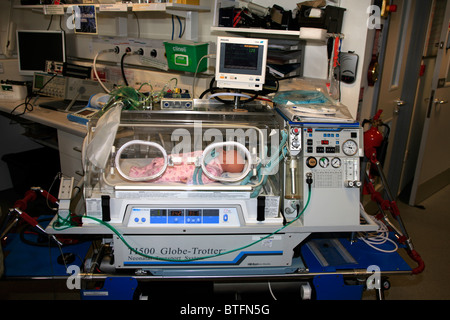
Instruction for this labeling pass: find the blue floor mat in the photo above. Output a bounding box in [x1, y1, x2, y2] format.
[302, 235, 412, 273]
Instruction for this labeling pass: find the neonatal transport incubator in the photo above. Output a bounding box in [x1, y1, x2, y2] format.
[47, 96, 377, 276]
[45, 36, 378, 279]
[2, 34, 420, 300]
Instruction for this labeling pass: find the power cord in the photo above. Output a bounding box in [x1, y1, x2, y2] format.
[358, 204, 398, 253]
[93, 46, 120, 93]
[192, 53, 215, 99]
[10, 73, 58, 116]
[121, 47, 144, 87]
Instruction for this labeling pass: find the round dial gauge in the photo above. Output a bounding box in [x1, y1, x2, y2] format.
[342, 139, 358, 156]
[319, 157, 329, 168]
[331, 157, 341, 168]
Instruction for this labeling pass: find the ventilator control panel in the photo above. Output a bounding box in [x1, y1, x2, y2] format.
[127, 206, 240, 227]
[300, 126, 363, 189]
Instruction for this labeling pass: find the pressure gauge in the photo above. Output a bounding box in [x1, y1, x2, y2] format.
[342, 139, 358, 156]
[319, 157, 329, 168]
[331, 157, 341, 168]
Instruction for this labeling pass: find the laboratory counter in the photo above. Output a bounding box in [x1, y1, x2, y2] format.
[0, 97, 89, 186]
[0, 97, 88, 138]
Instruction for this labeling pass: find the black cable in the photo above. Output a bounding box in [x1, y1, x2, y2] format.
[306, 173, 313, 187]
[121, 52, 129, 86]
[46, 15, 54, 30]
[59, 15, 64, 31]
[202, 70, 280, 104]
[121, 49, 143, 87]
[296, 203, 301, 220]
[203, 77, 259, 105]
[10, 95, 34, 116]
[171, 15, 175, 40]
[10, 73, 58, 116]
[19, 217, 57, 247]
[284, 174, 312, 225]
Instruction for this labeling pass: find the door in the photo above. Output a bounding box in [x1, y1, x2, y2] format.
[374, 0, 414, 172]
[409, 0, 450, 205]
[373, 0, 432, 198]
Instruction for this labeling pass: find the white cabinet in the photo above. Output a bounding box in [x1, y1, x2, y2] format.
[13, 2, 210, 41]
[57, 130, 84, 184]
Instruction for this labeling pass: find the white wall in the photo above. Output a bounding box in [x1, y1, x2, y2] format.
[0, 0, 377, 190]
[1, 0, 374, 118]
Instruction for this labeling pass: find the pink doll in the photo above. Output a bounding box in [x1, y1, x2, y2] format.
[129, 149, 245, 184]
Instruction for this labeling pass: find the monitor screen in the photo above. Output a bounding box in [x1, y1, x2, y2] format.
[16, 30, 66, 76]
[221, 43, 260, 73]
[215, 37, 268, 91]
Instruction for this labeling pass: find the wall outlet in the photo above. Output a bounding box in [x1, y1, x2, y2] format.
[58, 177, 74, 200]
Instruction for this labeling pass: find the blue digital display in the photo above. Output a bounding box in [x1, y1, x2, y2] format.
[168, 209, 185, 224]
[138, 208, 223, 225]
[186, 209, 202, 224]
[203, 209, 220, 224]
[150, 209, 167, 224]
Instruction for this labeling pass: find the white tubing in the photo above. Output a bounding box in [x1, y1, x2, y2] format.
[93, 50, 112, 93]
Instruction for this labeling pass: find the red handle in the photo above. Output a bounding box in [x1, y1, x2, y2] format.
[13, 190, 37, 211]
[17, 210, 38, 228]
[40, 190, 58, 204]
[408, 249, 425, 274]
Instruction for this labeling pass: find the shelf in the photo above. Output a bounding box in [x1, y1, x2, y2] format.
[14, 3, 209, 41]
[132, 3, 209, 12]
[210, 26, 337, 43]
[210, 26, 301, 37]
[14, 3, 210, 13]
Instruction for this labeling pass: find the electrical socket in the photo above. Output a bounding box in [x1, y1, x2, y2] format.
[90, 37, 167, 68]
[58, 177, 74, 200]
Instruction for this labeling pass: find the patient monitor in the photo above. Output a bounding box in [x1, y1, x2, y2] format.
[215, 36, 268, 91]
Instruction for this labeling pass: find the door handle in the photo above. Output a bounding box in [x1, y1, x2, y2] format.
[426, 98, 448, 118]
[433, 99, 448, 105]
[394, 100, 406, 114]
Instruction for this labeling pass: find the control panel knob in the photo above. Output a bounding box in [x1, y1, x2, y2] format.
[292, 127, 300, 135]
[292, 139, 301, 148]
[345, 180, 362, 188]
[345, 180, 355, 188]
[306, 157, 317, 168]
